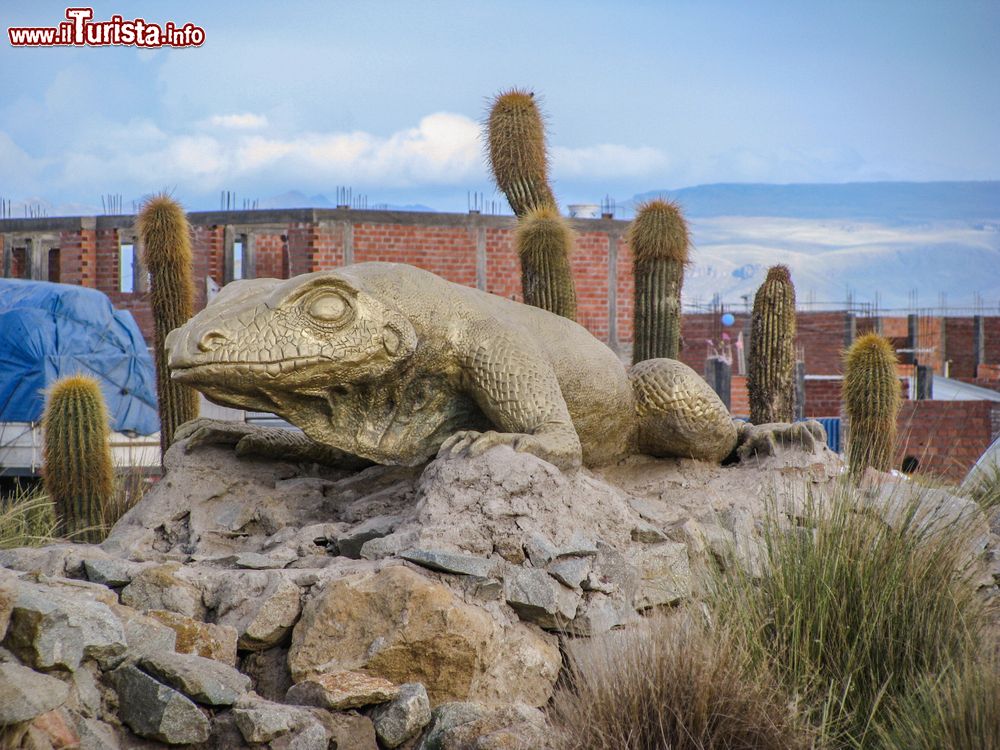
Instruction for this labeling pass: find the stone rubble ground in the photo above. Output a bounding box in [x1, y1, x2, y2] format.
[0, 431, 996, 749]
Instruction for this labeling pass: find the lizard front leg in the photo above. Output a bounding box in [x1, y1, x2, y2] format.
[438, 322, 582, 470]
[175, 418, 371, 469]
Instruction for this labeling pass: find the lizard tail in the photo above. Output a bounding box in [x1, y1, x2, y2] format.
[629, 358, 738, 463]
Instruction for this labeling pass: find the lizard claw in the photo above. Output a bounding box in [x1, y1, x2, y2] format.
[176, 418, 258, 453]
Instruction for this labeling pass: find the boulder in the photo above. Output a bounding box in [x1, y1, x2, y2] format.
[120, 564, 206, 619]
[0, 662, 70, 724]
[286, 670, 399, 710]
[372, 682, 432, 748]
[146, 610, 238, 665]
[208, 571, 301, 650]
[113, 664, 210, 745]
[288, 566, 560, 706]
[138, 651, 251, 706]
[630, 542, 691, 609]
[503, 567, 580, 629]
[230, 696, 329, 748]
[4, 581, 128, 670]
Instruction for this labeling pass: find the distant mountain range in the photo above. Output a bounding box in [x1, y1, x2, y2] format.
[628, 181, 1000, 224]
[258, 190, 434, 213]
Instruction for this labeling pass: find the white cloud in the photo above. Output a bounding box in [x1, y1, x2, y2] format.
[552, 143, 670, 180]
[0, 111, 689, 202]
[206, 113, 270, 130]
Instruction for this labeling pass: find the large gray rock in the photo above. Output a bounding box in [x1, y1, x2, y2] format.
[230, 696, 328, 748]
[113, 663, 210, 744]
[503, 567, 581, 629]
[120, 563, 206, 619]
[372, 682, 432, 748]
[139, 651, 251, 706]
[630, 542, 691, 609]
[4, 581, 128, 670]
[0, 661, 70, 724]
[337, 515, 402, 558]
[0, 569, 17, 638]
[208, 571, 302, 650]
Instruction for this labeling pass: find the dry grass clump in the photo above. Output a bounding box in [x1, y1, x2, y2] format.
[715, 483, 988, 747]
[874, 658, 1000, 749]
[0, 468, 147, 547]
[548, 613, 811, 750]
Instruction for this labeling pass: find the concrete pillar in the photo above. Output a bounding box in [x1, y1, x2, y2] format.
[704, 356, 732, 411]
[794, 361, 806, 420]
[915, 365, 934, 400]
[606, 229, 621, 352]
[974, 315, 985, 376]
[844, 312, 856, 348]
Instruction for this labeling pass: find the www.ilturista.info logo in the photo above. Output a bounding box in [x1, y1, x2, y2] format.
[8, 7, 205, 48]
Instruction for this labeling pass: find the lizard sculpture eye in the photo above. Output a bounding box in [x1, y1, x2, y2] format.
[306, 292, 349, 323]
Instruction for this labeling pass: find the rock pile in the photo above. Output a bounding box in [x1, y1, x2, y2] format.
[1, 429, 992, 748]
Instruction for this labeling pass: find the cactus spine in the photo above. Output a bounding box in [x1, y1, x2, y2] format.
[486, 88, 557, 217]
[748, 265, 797, 423]
[629, 199, 689, 363]
[42, 375, 114, 542]
[515, 206, 577, 320]
[843, 333, 901, 475]
[137, 195, 199, 458]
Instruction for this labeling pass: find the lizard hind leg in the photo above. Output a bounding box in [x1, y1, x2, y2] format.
[629, 358, 738, 463]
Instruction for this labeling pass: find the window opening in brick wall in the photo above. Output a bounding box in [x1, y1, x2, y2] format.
[120, 242, 135, 292]
[48, 248, 60, 282]
[232, 237, 244, 280]
[12, 247, 27, 278]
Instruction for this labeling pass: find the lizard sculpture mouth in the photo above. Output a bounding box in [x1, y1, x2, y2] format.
[171, 356, 329, 381]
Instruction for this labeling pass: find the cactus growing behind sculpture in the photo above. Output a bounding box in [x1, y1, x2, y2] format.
[486, 88, 557, 218]
[515, 206, 578, 320]
[137, 194, 199, 458]
[42, 375, 114, 542]
[843, 333, 901, 475]
[629, 199, 689, 363]
[748, 265, 797, 423]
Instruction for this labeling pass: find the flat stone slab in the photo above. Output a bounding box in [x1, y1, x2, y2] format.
[401, 549, 498, 578]
[286, 670, 399, 710]
[0, 662, 70, 724]
[139, 651, 251, 706]
[113, 664, 210, 745]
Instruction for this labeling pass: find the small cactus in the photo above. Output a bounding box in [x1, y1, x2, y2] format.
[137, 195, 199, 459]
[515, 206, 578, 320]
[486, 88, 557, 217]
[42, 375, 114, 542]
[748, 265, 797, 423]
[843, 333, 901, 475]
[629, 199, 689, 363]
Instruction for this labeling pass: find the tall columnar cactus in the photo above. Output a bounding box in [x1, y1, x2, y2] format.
[748, 265, 797, 424]
[629, 199, 690, 363]
[42, 375, 114, 542]
[515, 206, 578, 320]
[137, 195, 199, 458]
[486, 88, 557, 217]
[843, 333, 901, 475]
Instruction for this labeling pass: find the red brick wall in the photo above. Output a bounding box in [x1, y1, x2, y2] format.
[986, 318, 1000, 366]
[570, 231, 610, 341]
[254, 234, 286, 280]
[896, 401, 1000, 480]
[484, 225, 520, 301]
[944, 318, 976, 378]
[804, 378, 843, 417]
[731, 374, 749, 417]
[353, 222, 476, 287]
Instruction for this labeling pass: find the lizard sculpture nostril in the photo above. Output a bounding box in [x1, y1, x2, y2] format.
[198, 330, 229, 353]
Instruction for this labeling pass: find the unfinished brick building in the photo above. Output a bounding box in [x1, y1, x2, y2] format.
[2, 208, 998, 479]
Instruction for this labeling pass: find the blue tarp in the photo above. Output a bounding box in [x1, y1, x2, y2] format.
[0, 279, 159, 435]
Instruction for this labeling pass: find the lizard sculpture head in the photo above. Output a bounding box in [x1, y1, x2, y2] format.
[165, 270, 418, 414]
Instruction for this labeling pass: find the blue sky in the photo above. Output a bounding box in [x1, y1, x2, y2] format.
[2, 0, 998, 213]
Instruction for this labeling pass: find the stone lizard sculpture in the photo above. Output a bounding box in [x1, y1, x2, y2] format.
[166, 262, 809, 470]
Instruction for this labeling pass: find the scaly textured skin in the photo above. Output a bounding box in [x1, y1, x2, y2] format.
[166, 262, 740, 469]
